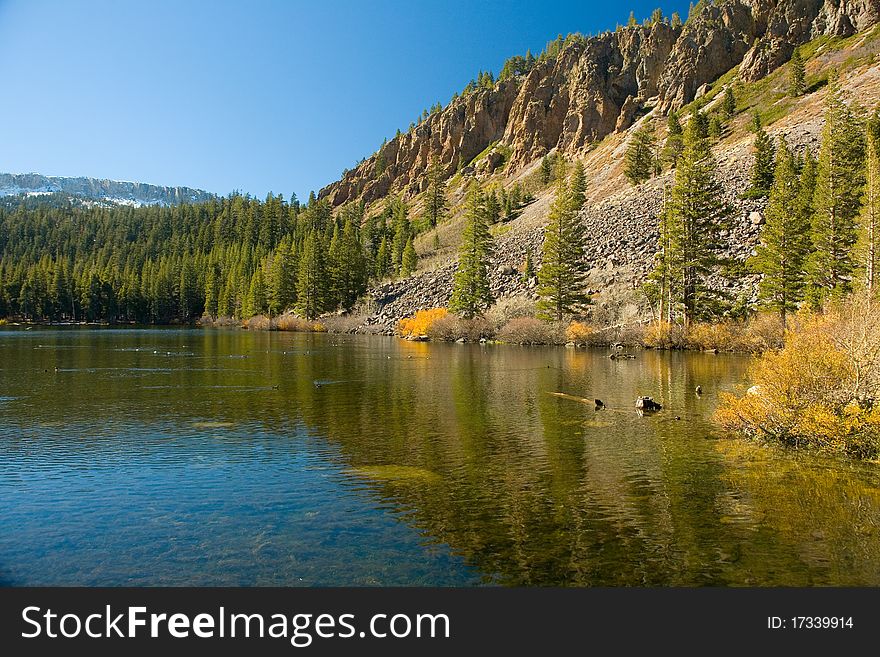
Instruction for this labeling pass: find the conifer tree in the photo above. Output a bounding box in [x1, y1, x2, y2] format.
[789, 46, 806, 98]
[655, 114, 730, 326]
[390, 199, 409, 275]
[401, 237, 418, 277]
[751, 137, 811, 329]
[268, 241, 297, 314]
[646, 186, 675, 322]
[806, 76, 867, 304]
[522, 252, 534, 282]
[625, 124, 657, 185]
[424, 159, 448, 228]
[244, 267, 267, 318]
[204, 262, 220, 319]
[860, 108, 880, 294]
[540, 155, 553, 184]
[722, 86, 736, 120]
[449, 184, 494, 318]
[485, 189, 501, 224]
[375, 235, 391, 280]
[296, 230, 327, 319]
[537, 161, 590, 321]
[798, 149, 818, 222]
[708, 115, 723, 140]
[690, 107, 709, 140]
[747, 115, 776, 197]
[337, 217, 368, 308]
[663, 111, 684, 167]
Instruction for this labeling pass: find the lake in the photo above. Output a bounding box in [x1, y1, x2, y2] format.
[0, 327, 878, 586]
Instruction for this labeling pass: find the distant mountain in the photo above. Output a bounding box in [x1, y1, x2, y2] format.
[0, 172, 215, 207]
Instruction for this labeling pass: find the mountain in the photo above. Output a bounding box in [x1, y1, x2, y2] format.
[0, 172, 215, 207]
[315, 0, 880, 333]
[321, 0, 878, 208]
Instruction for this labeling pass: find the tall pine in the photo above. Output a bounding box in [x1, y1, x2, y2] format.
[537, 161, 590, 321]
[424, 159, 448, 228]
[806, 75, 866, 304]
[860, 108, 880, 294]
[449, 184, 494, 318]
[751, 137, 811, 328]
[656, 112, 730, 326]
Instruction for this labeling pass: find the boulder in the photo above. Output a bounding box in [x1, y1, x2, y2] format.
[635, 396, 663, 412]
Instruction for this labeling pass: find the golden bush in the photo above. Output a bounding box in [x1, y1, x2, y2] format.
[275, 315, 326, 332]
[396, 308, 448, 337]
[565, 321, 594, 344]
[715, 296, 880, 458]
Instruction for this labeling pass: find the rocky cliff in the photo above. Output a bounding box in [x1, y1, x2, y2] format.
[320, 0, 878, 208]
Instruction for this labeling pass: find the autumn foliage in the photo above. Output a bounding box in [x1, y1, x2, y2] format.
[396, 308, 448, 337]
[715, 295, 880, 458]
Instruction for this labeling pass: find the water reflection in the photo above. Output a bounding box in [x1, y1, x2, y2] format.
[0, 327, 878, 586]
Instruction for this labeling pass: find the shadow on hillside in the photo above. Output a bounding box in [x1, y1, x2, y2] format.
[806, 77, 830, 94]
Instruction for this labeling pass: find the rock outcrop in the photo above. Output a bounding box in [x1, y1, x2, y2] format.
[320, 0, 879, 209]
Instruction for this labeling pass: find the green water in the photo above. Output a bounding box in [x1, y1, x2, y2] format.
[0, 327, 878, 586]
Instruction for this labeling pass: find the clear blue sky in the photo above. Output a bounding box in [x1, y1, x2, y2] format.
[0, 0, 690, 200]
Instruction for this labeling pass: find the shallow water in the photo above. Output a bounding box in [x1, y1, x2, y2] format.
[0, 327, 878, 586]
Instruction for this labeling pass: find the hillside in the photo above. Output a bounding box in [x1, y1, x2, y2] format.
[0, 172, 215, 208]
[320, 1, 880, 334]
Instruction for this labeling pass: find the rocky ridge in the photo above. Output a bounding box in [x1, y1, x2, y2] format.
[321, 0, 878, 209]
[0, 173, 215, 207]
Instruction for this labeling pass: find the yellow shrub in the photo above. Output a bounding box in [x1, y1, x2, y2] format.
[275, 315, 326, 332]
[565, 321, 594, 344]
[396, 308, 448, 337]
[643, 321, 687, 349]
[714, 298, 880, 458]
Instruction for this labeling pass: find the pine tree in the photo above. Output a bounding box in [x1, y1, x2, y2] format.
[540, 155, 553, 184]
[485, 189, 501, 224]
[627, 11, 637, 27]
[690, 108, 709, 140]
[625, 124, 657, 185]
[296, 230, 327, 319]
[806, 76, 867, 304]
[522, 252, 534, 282]
[663, 111, 684, 167]
[268, 241, 297, 314]
[178, 257, 200, 321]
[656, 115, 731, 326]
[244, 267, 267, 318]
[424, 159, 448, 228]
[722, 86, 736, 120]
[390, 199, 409, 275]
[708, 115, 723, 139]
[860, 108, 880, 294]
[204, 262, 220, 319]
[449, 184, 494, 318]
[375, 235, 391, 279]
[337, 217, 368, 308]
[747, 116, 776, 197]
[751, 137, 811, 329]
[646, 186, 675, 322]
[537, 161, 590, 321]
[401, 237, 418, 276]
[789, 46, 806, 98]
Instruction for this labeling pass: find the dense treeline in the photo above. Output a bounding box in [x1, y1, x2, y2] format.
[0, 191, 422, 323]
